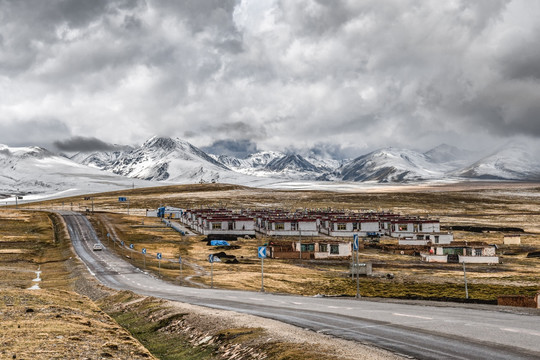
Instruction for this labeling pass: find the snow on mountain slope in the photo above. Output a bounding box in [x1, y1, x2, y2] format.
[424, 144, 477, 168]
[261, 154, 322, 180]
[104, 136, 235, 182]
[456, 143, 540, 180]
[340, 147, 451, 183]
[213, 151, 338, 180]
[70, 150, 127, 169]
[0, 144, 153, 201]
[212, 151, 285, 177]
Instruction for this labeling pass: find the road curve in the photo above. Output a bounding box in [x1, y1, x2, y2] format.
[61, 211, 540, 360]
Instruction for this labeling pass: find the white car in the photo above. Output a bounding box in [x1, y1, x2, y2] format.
[92, 243, 103, 251]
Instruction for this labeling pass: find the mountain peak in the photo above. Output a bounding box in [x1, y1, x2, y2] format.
[265, 154, 320, 172]
[142, 136, 179, 151]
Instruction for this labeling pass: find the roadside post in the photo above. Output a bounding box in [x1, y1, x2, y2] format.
[258, 246, 267, 292]
[353, 234, 360, 298]
[463, 261, 469, 299]
[107, 233, 110, 245]
[142, 248, 147, 269]
[157, 252, 162, 276]
[179, 256, 183, 285]
[208, 254, 214, 288]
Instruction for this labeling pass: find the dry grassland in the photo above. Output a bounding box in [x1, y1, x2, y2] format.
[43, 182, 539, 301]
[0, 289, 154, 359]
[0, 209, 156, 359]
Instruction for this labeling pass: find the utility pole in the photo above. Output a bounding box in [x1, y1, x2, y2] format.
[299, 227, 302, 260]
[463, 261, 469, 299]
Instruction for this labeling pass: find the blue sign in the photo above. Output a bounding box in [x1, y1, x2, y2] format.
[258, 246, 267, 259]
[129, 244, 134, 249]
[142, 248, 147, 254]
[178, 256, 182, 264]
[118, 197, 127, 202]
[120, 241, 124, 246]
[208, 254, 214, 263]
[157, 253, 162, 260]
[353, 234, 359, 251]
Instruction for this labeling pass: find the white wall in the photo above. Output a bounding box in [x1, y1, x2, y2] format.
[360, 222, 379, 232]
[459, 255, 499, 264]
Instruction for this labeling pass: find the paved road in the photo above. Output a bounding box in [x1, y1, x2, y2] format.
[62, 212, 540, 360]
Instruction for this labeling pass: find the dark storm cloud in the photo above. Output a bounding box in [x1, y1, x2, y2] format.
[0, 118, 71, 148]
[498, 27, 540, 81]
[53, 136, 122, 152]
[1, 0, 540, 154]
[202, 139, 259, 158]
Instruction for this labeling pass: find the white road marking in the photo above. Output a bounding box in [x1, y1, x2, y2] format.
[249, 297, 263, 301]
[393, 313, 433, 320]
[328, 306, 341, 309]
[501, 328, 540, 337]
[291, 302, 303, 305]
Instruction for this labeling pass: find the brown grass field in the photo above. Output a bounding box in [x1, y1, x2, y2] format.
[0, 209, 155, 359]
[14, 181, 539, 301]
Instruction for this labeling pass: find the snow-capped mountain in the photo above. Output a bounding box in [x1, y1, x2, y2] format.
[211, 151, 339, 180]
[424, 143, 477, 167]
[104, 136, 232, 182]
[212, 151, 284, 170]
[3, 136, 540, 205]
[0, 144, 152, 200]
[265, 154, 319, 172]
[339, 147, 451, 183]
[70, 150, 127, 169]
[456, 143, 540, 180]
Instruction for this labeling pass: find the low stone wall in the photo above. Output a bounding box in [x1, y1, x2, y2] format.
[497, 295, 537, 308]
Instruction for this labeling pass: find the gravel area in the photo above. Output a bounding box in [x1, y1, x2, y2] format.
[167, 300, 405, 360]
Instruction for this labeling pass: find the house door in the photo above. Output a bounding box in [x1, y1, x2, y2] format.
[448, 254, 459, 263]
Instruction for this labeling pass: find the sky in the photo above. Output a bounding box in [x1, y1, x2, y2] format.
[1, 0, 540, 159]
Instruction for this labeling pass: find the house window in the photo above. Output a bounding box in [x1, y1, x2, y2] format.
[416, 235, 424, 240]
[398, 224, 408, 231]
[419, 223, 423, 232]
[301, 244, 315, 252]
[337, 223, 347, 230]
[353, 222, 358, 230]
[275, 223, 285, 230]
[330, 245, 339, 254]
[434, 235, 439, 244]
[212, 222, 222, 230]
[319, 244, 328, 252]
[291, 222, 298, 231]
[474, 248, 482, 256]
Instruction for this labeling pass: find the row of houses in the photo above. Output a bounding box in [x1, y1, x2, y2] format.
[150, 206, 453, 244]
[148, 207, 499, 263]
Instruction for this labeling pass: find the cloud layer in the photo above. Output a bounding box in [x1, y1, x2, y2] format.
[1, 0, 539, 156]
